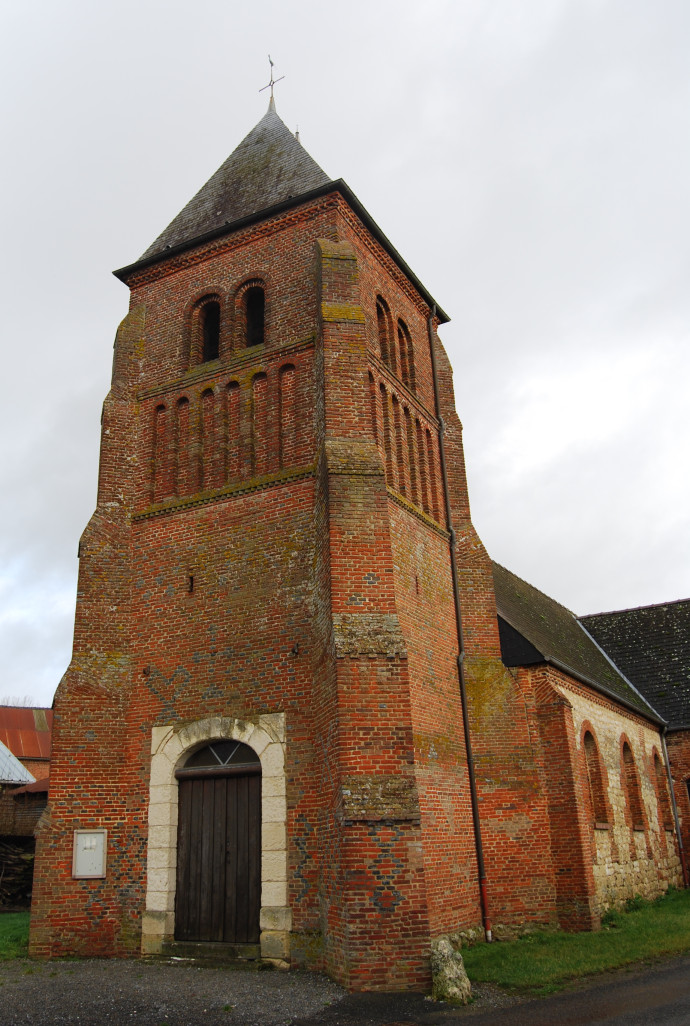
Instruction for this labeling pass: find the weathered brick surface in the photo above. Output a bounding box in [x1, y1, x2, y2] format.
[0, 790, 47, 837]
[30, 198, 447, 988]
[30, 182, 684, 988]
[542, 669, 681, 911]
[666, 730, 690, 876]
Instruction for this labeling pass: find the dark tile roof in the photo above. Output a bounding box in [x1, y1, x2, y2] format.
[140, 100, 331, 262]
[0, 707, 52, 761]
[492, 563, 660, 722]
[580, 601, 690, 730]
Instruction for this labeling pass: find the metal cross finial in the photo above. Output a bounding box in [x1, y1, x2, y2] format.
[259, 55, 285, 101]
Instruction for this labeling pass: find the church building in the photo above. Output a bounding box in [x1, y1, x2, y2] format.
[29, 100, 683, 991]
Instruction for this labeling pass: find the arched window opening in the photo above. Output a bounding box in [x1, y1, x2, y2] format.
[654, 752, 674, 829]
[200, 388, 218, 490]
[622, 741, 645, 831]
[177, 740, 260, 777]
[397, 320, 412, 387]
[398, 319, 415, 390]
[201, 301, 221, 362]
[376, 298, 391, 365]
[583, 730, 607, 824]
[245, 287, 265, 347]
[188, 294, 222, 366]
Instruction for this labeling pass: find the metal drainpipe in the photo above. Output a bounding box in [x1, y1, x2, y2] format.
[427, 308, 492, 942]
[661, 726, 688, 888]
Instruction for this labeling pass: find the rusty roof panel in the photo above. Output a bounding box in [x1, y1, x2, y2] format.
[0, 707, 52, 760]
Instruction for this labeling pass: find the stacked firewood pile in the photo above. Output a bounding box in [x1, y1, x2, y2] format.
[0, 837, 35, 908]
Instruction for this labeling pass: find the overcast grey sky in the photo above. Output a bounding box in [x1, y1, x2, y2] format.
[1, 0, 688, 707]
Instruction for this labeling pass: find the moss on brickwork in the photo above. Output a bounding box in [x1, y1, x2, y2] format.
[321, 302, 365, 323]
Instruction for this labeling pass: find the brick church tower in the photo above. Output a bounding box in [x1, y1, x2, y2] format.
[30, 100, 561, 989]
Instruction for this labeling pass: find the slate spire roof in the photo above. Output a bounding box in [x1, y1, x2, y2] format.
[139, 99, 332, 263]
[0, 706, 52, 760]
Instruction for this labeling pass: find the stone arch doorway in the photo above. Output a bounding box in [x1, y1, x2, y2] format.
[142, 714, 290, 963]
[175, 740, 261, 945]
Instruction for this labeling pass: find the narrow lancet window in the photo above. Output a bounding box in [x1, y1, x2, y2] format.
[200, 388, 217, 489]
[397, 319, 415, 389]
[654, 752, 673, 829]
[622, 741, 645, 831]
[201, 301, 221, 362]
[376, 299, 390, 364]
[583, 730, 607, 824]
[245, 287, 265, 347]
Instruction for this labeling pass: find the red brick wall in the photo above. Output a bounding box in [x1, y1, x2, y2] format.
[529, 669, 598, 930]
[32, 182, 676, 988]
[30, 199, 447, 988]
[535, 668, 682, 912]
[430, 344, 561, 933]
[0, 789, 46, 837]
[315, 238, 432, 988]
[19, 759, 50, 781]
[667, 729, 690, 876]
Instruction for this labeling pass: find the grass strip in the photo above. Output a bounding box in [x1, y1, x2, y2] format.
[2, 890, 689, 989]
[0, 912, 30, 959]
[462, 889, 690, 994]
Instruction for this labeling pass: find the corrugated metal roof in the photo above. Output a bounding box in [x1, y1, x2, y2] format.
[0, 739, 36, 785]
[0, 707, 52, 760]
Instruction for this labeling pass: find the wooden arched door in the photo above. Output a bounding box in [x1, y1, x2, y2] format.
[175, 740, 261, 944]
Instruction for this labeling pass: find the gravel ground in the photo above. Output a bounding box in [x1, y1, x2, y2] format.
[0, 958, 522, 1026]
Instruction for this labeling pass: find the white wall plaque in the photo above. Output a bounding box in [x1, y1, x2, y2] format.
[72, 829, 107, 878]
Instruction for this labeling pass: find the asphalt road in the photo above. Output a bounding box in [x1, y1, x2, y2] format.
[0, 953, 688, 1025]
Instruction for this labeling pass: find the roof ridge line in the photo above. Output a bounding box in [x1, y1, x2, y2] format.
[0, 704, 52, 711]
[576, 619, 665, 722]
[492, 561, 578, 620]
[580, 597, 690, 618]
